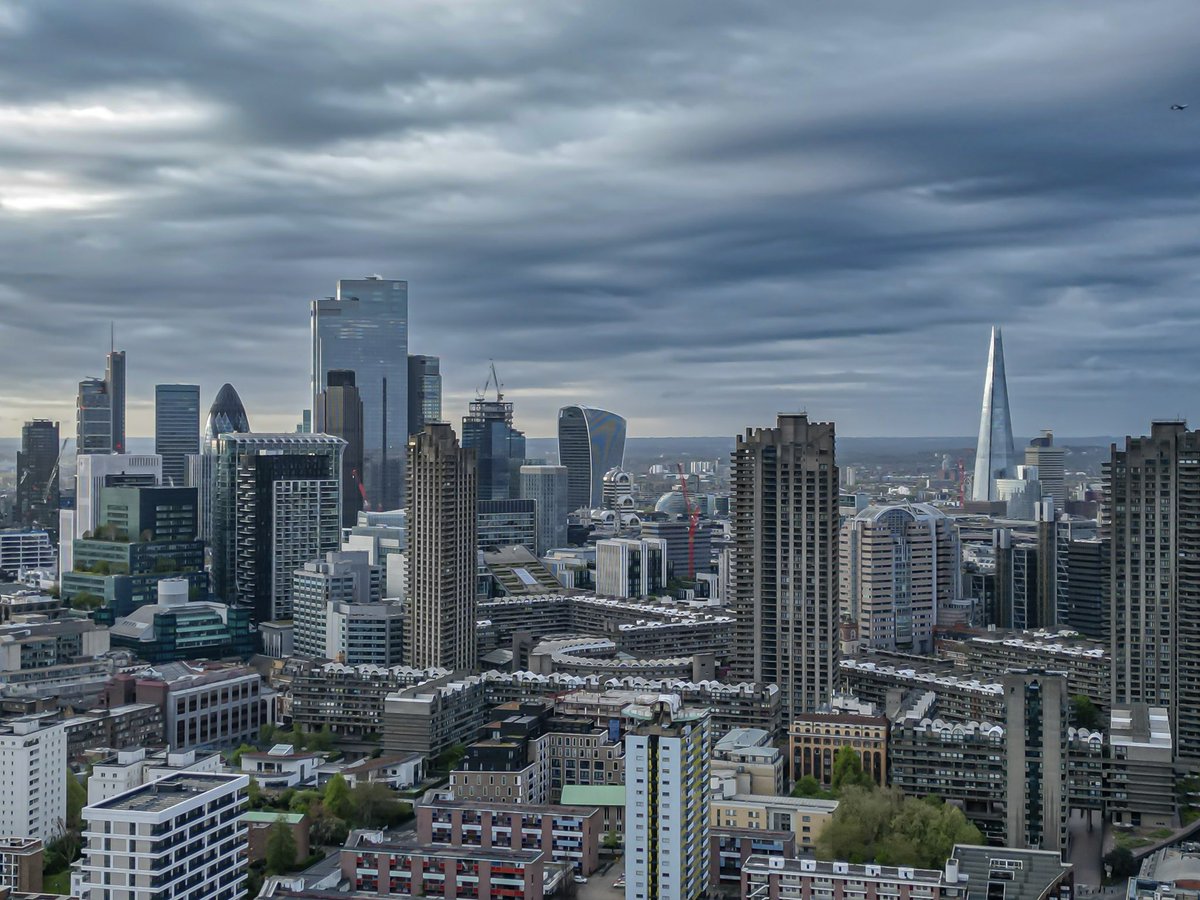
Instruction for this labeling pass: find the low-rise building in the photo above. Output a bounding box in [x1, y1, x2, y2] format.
[107, 578, 253, 663]
[559, 784, 625, 837]
[339, 753, 425, 791]
[240, 745, 322, 790]
[244, 811, 311, 865]
[0, 837, 43, 892]
[742, 855, 951, 900]
[712, 728, 785, 796]
[709, 776, 837, 855]
[1130, 846, 1200, 900]
[291, 662, 444, 740]
[711, 827, 794, 892]
[789, 711, 889, 787]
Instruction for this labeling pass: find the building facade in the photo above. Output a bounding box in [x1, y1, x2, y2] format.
[971, 326, 1017, 503]
[314, 369, 366, 526]
[520, 465, 569, 554]
[595, 538, 668, 599]
[0, 717, 67, 841]
[407, 354, 442, 437]
[154, 384, 201, 488]
[463, 390, 526, 502]
[478, 499, 537, 553]
[15, 419, 59, 532]
[557, 406, 627, 511]
[292, 551, 383, 660]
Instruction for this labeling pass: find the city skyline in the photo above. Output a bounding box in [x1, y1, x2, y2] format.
[2, 2, 1199, 439]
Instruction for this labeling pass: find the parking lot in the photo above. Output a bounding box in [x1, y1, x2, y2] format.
[576, 855, 625, 900]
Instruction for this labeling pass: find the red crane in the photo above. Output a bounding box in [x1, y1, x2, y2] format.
[676, 463, 702, 580]
[352, 467, 370, 511]
[956, 458, 967, 507]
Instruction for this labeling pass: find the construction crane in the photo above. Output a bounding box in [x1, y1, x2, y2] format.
[676, 463, 702, 580]
[477, 360, 504, 402]
[352, 467, 370, 511]
[956, 458, 967, 507]
[42, 439, 69, 505]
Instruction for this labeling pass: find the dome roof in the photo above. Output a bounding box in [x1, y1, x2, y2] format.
[654, 490, 690, 516]
[206, 383, 251, 440]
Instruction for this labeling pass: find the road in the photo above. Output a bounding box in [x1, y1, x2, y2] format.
[1069, 809, 1106, 888]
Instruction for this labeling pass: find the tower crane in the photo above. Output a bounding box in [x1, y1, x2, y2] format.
[43, 439, 69, 505]
[676, 463, 701, 580]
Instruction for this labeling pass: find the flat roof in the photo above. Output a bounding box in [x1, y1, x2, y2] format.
[244, 811, 306, 825]
[90, 773, 241, 814]
[560, 785, 626, 807]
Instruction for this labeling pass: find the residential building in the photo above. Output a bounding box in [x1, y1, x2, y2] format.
[1026, 431, 1067, 508]
[407, 354, 442, 437]
[338, 753, 425, 790]
[0, 837, 43, 892]
[1106, 420, 1200, 765]
[595, 537, 667, 599]
[240, 744, 322, 789]
[154, 384, 201, 488]
[292, 551, 382, 659]
[343, 508, 407, 597]
[314, 369, 365, 527]
[211, 433, 345, 623]
[15, 420, 60, 532]
[971, 326, 1018, 502]
[462, 381, 526, 501]
[624, 695, 710, 900]
[841, 504, 960, 654]
[741, 855, 951, 900]
[407, 424, 477, 671]
[733, 413, 839, 719]
[711, 728, 785, 796]
[107, 577, 254, 663]
[477, 499, 537, 553]
[1003, 670, 1068, 854]
[79, 772, 248, 900]
[291, 662, 442, 739]
[312, 277, 409, 509]
[244, 811, 310, 866]
[789, 711, 889, 788]
[342, 832, 545, 900]
[1107, 704, 1175, 828]
[87, 747, 225, 804]
[557, 406, 627, 511]
[950, 845, 1073, 900]
[709, 776, 837, 855]
[711, 827, 795, 891]
[1130, 846, 1200, 900]
[0, 717, 67, 841]
[520, 465, 569, 554]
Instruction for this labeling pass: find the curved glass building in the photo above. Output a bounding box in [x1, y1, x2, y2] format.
[205, 383, 251, 442]
[557, 406, 627, 511]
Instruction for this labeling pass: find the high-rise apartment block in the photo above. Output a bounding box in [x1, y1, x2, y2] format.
[624, 695, 710, 900]
[0, 717, 67, 842]
[211, 433, 344, 623]
[558, 406, 627, 511]
[840, 504, 960, 654]
[971, 326, 1017, 503]
[1003, 670, 1069, 853]
[312, 277, 409, 509]
[1106, 420, 1200, 766]
[408, 354, 442, 436]
[154, 383, 201, 487]
[15, 419, 60, 530]
[520, 465, 569, 554]
[733, 414, 839, 718]
[315, 369, 366, 526]
[406, 424, 477, 671]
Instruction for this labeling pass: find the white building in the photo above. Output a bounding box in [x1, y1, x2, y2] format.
[0, 716, 68, 841]
[87, 747, 225, 805]
[79, 772, 248, 900]
[625, 695, 710, 900]
[596, 538, 668, 599]
[0, 530, 56, 577]
[292, 551, 382, 659]
[239, 744, 322, 790]
[61, 453, 162, 574]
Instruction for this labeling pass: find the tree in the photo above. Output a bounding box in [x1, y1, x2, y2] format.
[432, 743, 467, 773]
[350, 782, 412, 828]
[289, 790, 322, 814]
[231, 743, 257, 766]
[310, 725, 335, 752]
[66, 770, 86, 830]
[248, 778, 263, 809]
[324, 774, 352, 821]
[265, 818, 298, 875]
[831, 747, 872, 794]
[1071, 695, 1102, 731]
[1105, 847, 1138, 880]
[792, 775, 833, 799]
[602, 831, 621, 851]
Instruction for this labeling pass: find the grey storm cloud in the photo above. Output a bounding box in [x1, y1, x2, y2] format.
[1, 0, 1200, 438]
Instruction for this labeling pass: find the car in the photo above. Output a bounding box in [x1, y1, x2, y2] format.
[613, 878, 626, 889]
[573, 876, 588, 885]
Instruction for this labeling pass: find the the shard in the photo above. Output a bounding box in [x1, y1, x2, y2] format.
[971, 326, 1017, 502]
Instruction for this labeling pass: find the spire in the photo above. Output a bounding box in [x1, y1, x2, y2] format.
[971, 326, 1017, 502]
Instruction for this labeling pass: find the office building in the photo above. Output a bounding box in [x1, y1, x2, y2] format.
[79, 772, 248, 900]
[711, 782, 836, 856]
[557, 405, 627, 511]
[971, 326, 1017, 502]
[0, 717, 68, 841]
[1063, 537, 1107, 641]
[188, 382, 251, 545]
[204, 382, 251, 440]
[407, 423, 477, 671]
[462, 379, 526, 501]
[15, 419, 60, 531]
[106, 347, 127, 453]
[407, 354, 442, 436]
[314, 369, 366, 526]
[625, 695, 710, 900]
[0, 530, 56, 575]
[840, 504, 960, 654]
[76, 376, 113, 456]
[292, 550, 382, 659]
[62, 452, 162, 574]
[312, 277, 409, 510]
[1026, 431, 1067, 507]
[640, 519, 714, 581]
[602, 468, 635, 510]
[595, 537, 667, 599]
[520, 464, 569, 554]
[477, 498, 537, 553]
[1106, 420, 1200, 765]
[733, 414, 839, 718]
[211, 433, 344, 623]
[108, 578, 254, 664]
[154, 384, 200, 488]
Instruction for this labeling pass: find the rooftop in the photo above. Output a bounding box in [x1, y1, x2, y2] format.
[560, 784, 626, 807]
[243, 811, 306, 825]
[90, 773, 243, 814]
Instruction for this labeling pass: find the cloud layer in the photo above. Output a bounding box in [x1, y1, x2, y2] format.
[2, 0, 1199, 439]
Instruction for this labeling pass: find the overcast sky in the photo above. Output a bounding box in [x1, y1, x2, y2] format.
[2, 1, 1199, 440]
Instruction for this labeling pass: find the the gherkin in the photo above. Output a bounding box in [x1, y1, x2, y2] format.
[205, 383, 250, 441]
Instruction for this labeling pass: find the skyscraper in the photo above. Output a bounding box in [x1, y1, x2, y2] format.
[16, 419, 60, 530]
[189, 383, 252, 544]
[204, 383, 251, 442]
[462, 376, 526, 501]
[315, 369, 366, 526]
[732, 413, 839, 719]
[312, 277, 409, 510]
[1106, 420, 1200, 766]
[211, 433, 345, 623]
[520, 464, 569, 554]
[76, 377, 112, 455]
[106, 348, 126, 453]
[971, 326, 1018, 502]
[408, 354, 442, 435]
[155, 384, 201, 487]
[1003, 670, 1068, 854]
[624, 695, 711, 900]
[406, 423, 476, 671]
[840, 503, 960, 654]
[557, 406, 627, 511]
[1026, 430, 1067, 507]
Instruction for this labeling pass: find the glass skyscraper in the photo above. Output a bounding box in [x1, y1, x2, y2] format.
[462, 396, 526, 501]
[557, 405, 627, 511]
[76, 377, 113, 455]
[154, 384, 200, 487]
[407, 354, 442, 435]
[311, 277, 408, 510]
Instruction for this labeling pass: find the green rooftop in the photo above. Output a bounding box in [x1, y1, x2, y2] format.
[560, 785, 626, 807]
[242, 811, 306, 825]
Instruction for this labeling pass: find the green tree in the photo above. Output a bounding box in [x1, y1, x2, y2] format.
[324, 774, 352, 821]
[1071, 695, 1103, 731]
[432, 743, 467, 773]
[231, 743, 257, 766]
[258, 723, 278, 745]
[791, 775, 833, 799]
[310, 725, 335, 752]
[289, 790, 322, 814]
[602, 831, 621, 851]
[349, 782, 412, 828]
[66, 770, 86, 830]
[310, 809, 350, 848]
[265, 819, 298, 875]
[831, 746, 872, 794]
[248, 777, 263, 808]
[1105, 847, 1138, 880]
